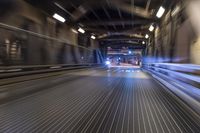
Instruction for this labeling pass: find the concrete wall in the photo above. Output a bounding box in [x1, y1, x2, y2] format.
[190, 38, 200, 64]
[91, 39, 99, 49]
[174, 20, 195, 63]
[0, 0, 79, 45]
[146, 2, 199, 65]
[0, 0, 102, 66]
[187, 1, 200, 65]
[0, 0, 100, 47]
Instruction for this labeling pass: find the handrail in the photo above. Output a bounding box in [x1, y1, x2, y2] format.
[144, 63, 200, 86]
[146, 63, 200, 75]
[0, 63, 102, 79]
[144, 63, 200, 114]
[0, 63, 101, 74]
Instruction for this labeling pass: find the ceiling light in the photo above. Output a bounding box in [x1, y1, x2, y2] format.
[71, 29, 78, 34]
[142, 41, 145, 44]
[78, 28, 85, 34]
[91, 35, 96, 40]
[149, 25, 154, 32]
[156, 6, 165, 18]
[53, 13, 66, 23]
[145, 34, 149, 39]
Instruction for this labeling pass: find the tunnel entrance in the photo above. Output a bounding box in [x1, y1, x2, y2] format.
[106, 46, 142, 68]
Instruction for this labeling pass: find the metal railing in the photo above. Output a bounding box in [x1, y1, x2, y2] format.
[144, 63, 200, 114]
[0, 63, 101, 79]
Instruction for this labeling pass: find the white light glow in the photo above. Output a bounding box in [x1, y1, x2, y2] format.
[105, 61, 111, 65]
[53, 13, 66, 23]
[145, 34, 149, 39]
[78, 28, 85, 34]
[172, 5, 180, 17]
[142, 41, 145, 44]
[71, 29, 78, 34]
[156, 6, 165, 18]
[91, 35, 96, 39]
[149, 25, 154, 32]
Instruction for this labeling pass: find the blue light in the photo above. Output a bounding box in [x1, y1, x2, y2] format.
[128, 51, 132, 54]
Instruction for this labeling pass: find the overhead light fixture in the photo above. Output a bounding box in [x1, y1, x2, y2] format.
[145, 34, 149, 39]
[156, 6, 165, 18]
[142, 41, 145, 44]
[149, 25, 154, 32]
[53, 13, 66, 23]
[71, 29, 78, 34]
[78, 28, 85, 34]
[91, 35, 96, 40]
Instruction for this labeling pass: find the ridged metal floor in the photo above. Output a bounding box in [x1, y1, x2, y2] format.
[0, 68, 200, 133]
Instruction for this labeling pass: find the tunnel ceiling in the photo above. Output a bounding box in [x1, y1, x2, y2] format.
[26, 0, 173, 49]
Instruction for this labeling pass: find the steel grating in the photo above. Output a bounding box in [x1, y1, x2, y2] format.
[0, 68, 200, 133]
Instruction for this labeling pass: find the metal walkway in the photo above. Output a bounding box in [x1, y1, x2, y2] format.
[0, 68, 200, 133]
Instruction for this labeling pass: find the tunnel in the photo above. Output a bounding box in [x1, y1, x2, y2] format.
[0, 0, 200, 132]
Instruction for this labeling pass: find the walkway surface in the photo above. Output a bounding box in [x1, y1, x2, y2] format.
[0, 68, 200, 133]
